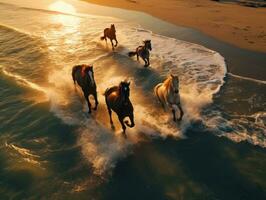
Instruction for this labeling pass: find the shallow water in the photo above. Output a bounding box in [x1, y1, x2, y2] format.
[0, 0, 265, 199]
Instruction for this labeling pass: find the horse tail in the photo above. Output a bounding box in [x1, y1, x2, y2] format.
[103, 87, 112, 98]
[154, 84, 160, 99]
[128, 51, 137, 57]
[154, 83, 164, 106]
[103, 88, 108, 96]
[72, 66, 78, 85]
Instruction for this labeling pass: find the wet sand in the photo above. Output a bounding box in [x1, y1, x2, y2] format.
[84, 0, 266, 53]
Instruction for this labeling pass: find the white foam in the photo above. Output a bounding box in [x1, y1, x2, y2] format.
[228, 72, 266, 85]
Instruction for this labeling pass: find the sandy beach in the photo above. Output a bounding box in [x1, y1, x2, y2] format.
[84, 0, 266, 52]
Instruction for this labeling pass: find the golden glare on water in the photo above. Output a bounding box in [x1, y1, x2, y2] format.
[47, 1, 81, 49]
[49, 1, 76, 14]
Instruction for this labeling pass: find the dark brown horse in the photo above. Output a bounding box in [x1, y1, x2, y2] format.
[104, 80, 135, 135]
[100, 24, 118, 50]
[72, 64, 98, 114]
[128, 40, 152, 67]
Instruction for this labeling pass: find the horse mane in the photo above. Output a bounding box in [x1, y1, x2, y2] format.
[81, 64, 89, 72]
[84, 65, 90, 72]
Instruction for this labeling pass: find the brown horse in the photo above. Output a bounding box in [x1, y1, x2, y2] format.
[72, 64, 98, 114]
[154, 75, 184, 122]
[128, 40, 152, 67]
[100, 24, 118, 50]
[104, 80, 135, 135]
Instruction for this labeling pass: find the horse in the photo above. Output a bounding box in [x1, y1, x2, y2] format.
[154, 75, 184, 122]
[100, 24, 118, 50]
[128, 40, 152, 67]
[72, 64, 98, 114]
[104, 80, 135, 135]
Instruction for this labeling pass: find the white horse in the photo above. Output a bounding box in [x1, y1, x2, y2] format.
[154, 74, 184, 121]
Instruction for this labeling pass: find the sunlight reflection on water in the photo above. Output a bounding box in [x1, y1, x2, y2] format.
[48, 14, 81, 51]
[49, 0, 76, 14]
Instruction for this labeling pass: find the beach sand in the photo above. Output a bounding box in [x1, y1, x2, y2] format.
[83, 0, 266, 53]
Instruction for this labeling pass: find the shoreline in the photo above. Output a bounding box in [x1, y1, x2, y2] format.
[83, 0, 266, 53]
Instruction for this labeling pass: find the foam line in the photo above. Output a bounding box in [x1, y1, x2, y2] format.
[228, 72, 266, 84]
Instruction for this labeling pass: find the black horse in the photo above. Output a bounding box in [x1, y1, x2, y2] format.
[104, 80, 135, 135]
[128, 40, 152, 67]
[72, 64, 98, 114]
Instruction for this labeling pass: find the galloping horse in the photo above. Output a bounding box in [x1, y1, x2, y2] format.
[154, 75, 184, 121]
[128, 40, 152, 67]
[72, 64, 98, 114]
[104, 80, 135, 135]
[100, 24, 118, 50]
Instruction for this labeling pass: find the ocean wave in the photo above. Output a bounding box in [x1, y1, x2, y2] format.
[4, 142, 44, 169]
[0, 65, 47, 94]
[204, 111, 266, 147]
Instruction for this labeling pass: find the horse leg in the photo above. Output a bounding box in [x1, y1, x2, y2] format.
[160, 101, 167, 111]
[110, 39, 114, 50]
[115, 38, 118, 47]
[178, 104, 184, 121]
[147, 57, 150, 66]
[144, 58, 149, 67]
[172, 109, 177, 122]
[129, 114, 135, 127]
[93, 91, 99, 110]
[125, 113, 135, 128]
[141, 57, 148, 67]
[118, 116, 127, 135]
[107, 104, 114, 129]
[136, 53, 139, 61]
[84, 92, 92, 113]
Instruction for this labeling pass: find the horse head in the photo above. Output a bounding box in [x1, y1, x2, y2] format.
[111, 24, 116, 33]
[119, 80, 130, 102]
[86, 65, 95, 86]
[170, 74, 179, 94]
[143, 40, 152, 51]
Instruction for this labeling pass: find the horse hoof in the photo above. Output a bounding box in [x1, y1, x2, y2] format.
[111, 124, 115, 130]
[122, 132, 127, 139]
[88, 110, 92, 114]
